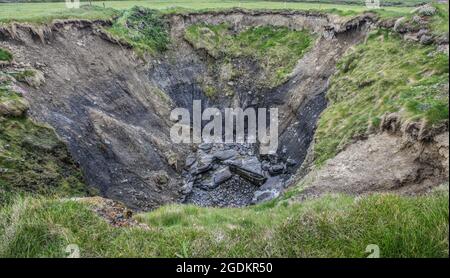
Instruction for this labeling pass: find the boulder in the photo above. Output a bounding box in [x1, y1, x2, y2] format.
[213, 167, 232, 185]
[420, 34, 433, 45]
[268, 164, 285, 175]
[212, 149, 238, 161]
[190, 154, 214, 175]
[184, 154, 196, 168]
[415, 4, 437, 17]
[198, 143, 213, 151]
[252, 189, 279, 204]
[0, 98, 29, 117]
[227, 157, 266, 185]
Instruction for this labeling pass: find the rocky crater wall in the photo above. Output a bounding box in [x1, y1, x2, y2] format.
[0, 11, 375, 210]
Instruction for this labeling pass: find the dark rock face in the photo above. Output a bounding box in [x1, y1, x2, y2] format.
[3, 27, 186, 211]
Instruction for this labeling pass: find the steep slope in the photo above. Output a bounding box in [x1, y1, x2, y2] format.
[0, 8, 375, 209]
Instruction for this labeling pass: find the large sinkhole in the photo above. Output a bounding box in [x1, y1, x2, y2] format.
[147, 30, 331, 208]
[3, 10, 369, 210]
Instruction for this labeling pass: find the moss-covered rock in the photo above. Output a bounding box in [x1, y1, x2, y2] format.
[0, 82, 89, 204]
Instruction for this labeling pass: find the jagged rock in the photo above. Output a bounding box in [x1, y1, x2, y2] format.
[420, 34, 433, 45]
[197, 177, 216, 190]
[196, 167, 233, 191]
[228, 157, 266, 185]
[213, 167, 232, 185]
[393, 17, 407, 33]
[190, 154, 214, 175]
[252, 189, 279, 204]
[212, 149, 238, 161]
[184, 154, 196, 168]
[268, 164, 285, 175]
[261, 161, 270, 171]
[181, 181, 194, 194]
[415, 4, 437, 16]
[198, 143, 213, 151]
[0, 98, 29, 117]
[286, 158, 297, 166]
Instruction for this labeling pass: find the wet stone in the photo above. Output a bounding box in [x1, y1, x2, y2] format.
[227, 157, 266, 185]
[213, 167, 232, 185]
[184, 154, 196, 168]
[180, 181, 193, 194]
[197, 177, 216, 190]
[252, 189, 279, 204]
[268, 164, 285, 175]
[213, 149, 239, 161]
[198, 143, 213, 151]
[191, 154, 214, 175]
[286, 158, 297, 166]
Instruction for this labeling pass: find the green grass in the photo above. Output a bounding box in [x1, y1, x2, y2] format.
[430, 3, 449, 36]
[185, 23, 314, 87]
[0, 186, 447, 257]
[105, 6, 170, 55]
[0, 1, 414, 23]
[0, 4, 118, 24]
[313, 29, 449, 166]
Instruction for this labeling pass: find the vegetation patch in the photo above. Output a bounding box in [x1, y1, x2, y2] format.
[106, 6, 170, 55]
[0, 81, 89, 205]
[0, 187, 447, 257]
[429, 3, 449, 37]
[314, 29, 449, 166]
[0, 48, 13, 62]
[185, 24, 314, 87]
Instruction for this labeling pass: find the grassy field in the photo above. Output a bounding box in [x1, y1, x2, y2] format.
[0, 0, 415, 23]
[0, 187, 448, 257]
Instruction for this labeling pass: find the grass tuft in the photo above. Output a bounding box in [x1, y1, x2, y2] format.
[0, 48, 13, 62]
